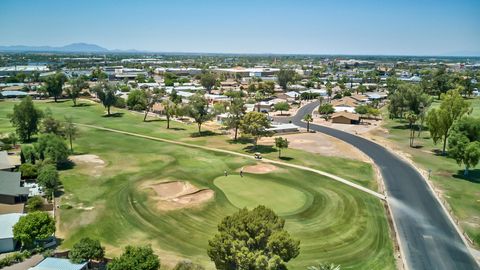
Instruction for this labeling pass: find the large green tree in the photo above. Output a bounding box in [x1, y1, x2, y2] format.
[275, 137, 289, 158]
[44, 72, 67, 102]
[37, 163, 59, 194]
[9, 96, 43, 141]
[274, 102, 290, 115]
[200, 72, 217, 93]
[448, 117, 480, 175]
[69, 237, 105, 263]
[108, 245, 160, 270]
[66, 76, 88, 106]
[187, 93, 212, 133]
[207, 206, 300, 270]
[94, 81, 117, 116]
[426, 89, 471, 154]
[224, 97, 245, 140]
[13, 211, 55, 248]
[127, 89, 147, 111]
[240, 111, 272, 147]
[35, 133, 70, 164]
[277, 69, 296, 90]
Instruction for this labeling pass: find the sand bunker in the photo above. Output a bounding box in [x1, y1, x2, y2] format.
[69, 154, 105, 177]
[70, 154, 105, 165]
[242, 163, 279, 174]
[144, 181, 214, 211]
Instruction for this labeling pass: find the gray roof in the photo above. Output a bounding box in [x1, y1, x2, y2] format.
[0, 151, 14, 170]
[0, 213, 23, 239]
[30, 257, 88, 270]
[0, 171, 29, 196]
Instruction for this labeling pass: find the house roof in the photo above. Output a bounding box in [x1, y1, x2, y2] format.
[30, 257, 88, 270]
[0, 213, 23, 239]
[331, 97, 358, 107]
[0, 171, 29, 196]
[0, 151, 14, 170]
[332, 111, 360, 121]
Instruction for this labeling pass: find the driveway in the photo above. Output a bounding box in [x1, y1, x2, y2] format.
[289, 101, 479, 270]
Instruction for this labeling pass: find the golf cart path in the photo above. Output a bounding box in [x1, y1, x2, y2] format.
[74, 123, 385, 200]
[290, 101, 479, 270]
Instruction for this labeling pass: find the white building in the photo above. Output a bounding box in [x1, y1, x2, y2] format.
[0, 213, 23, 253]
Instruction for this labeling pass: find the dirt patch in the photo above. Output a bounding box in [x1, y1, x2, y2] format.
[69, 154, 105, 177]
[242, 163, 279, 174]
[142, 181, 214, 211]
[259, 132, 371, 163]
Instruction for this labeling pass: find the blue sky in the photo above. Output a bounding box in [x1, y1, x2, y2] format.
[0, 0, 479, 56]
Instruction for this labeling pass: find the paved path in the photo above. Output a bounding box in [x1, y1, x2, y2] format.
[74, 123, 385, 200]
[289, 101, 479, 270]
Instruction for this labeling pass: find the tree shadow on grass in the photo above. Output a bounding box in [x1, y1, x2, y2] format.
[279, 156, 294, 161]
[190, 130, 220, 137]
[432, 149, 447, 156]
[227, 137, 253, 145]
[58, 160, 75, 170]
[74, 103, 92, 107]
[46, 100, 69, 104]
[391, 124, 410, 130]
[144, 119, 163, 123]
[452, 169, 480, 184]
[243, 145, 276, 154]
[168, 127, 186, 131]
[102, 112, 124, 118]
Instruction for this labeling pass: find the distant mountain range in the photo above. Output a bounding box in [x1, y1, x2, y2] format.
[0, 43, 143, 53]
[0, 42, 479, 57]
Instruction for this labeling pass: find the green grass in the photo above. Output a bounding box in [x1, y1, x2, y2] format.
[214, 174, 310, 215]
[0, 99, 378, 191]
[377, 97, 480, 247]
[0, 99, 395, 269]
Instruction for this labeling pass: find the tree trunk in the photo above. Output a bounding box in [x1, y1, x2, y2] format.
[278, 149, 281, 158]
[69, 135, 73, 152]
[166, 116, 170, 129]
[107, 106, 111, 116]
[234, 126, 238, 140]
[464, 166, 469, 176]
[72, 98, 77, 106]
[54, 96, 58, 102]
[442, 133, 448, 155]
[198, 123, 201, 133]
[307, 122, 310, 132]
[143, 110, 148, 122]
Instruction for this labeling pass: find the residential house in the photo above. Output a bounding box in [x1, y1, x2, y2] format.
[29, 257, 89, 270]
[0, 213, 23, 253]
[331, 111, 360, 124]
[0, 171, 29, 204]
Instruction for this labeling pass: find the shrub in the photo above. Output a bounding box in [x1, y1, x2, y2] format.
[20, 163, 38, 179]
[26, 196, 44, 212]
[114, 97, 126, 108]
[173, 260, 205, 270]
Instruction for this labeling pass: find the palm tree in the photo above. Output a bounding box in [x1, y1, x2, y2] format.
[406, 111, 418, 147]
[303, 114, 313, 132]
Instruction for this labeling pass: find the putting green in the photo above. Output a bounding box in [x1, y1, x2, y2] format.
[214, 174, 309, 215]
[0, 101, 396, 269]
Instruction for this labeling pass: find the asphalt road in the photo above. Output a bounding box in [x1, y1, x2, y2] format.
[288, 101, 479, 270]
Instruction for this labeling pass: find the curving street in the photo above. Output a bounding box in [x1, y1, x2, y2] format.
[289, 101, 479, 270]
